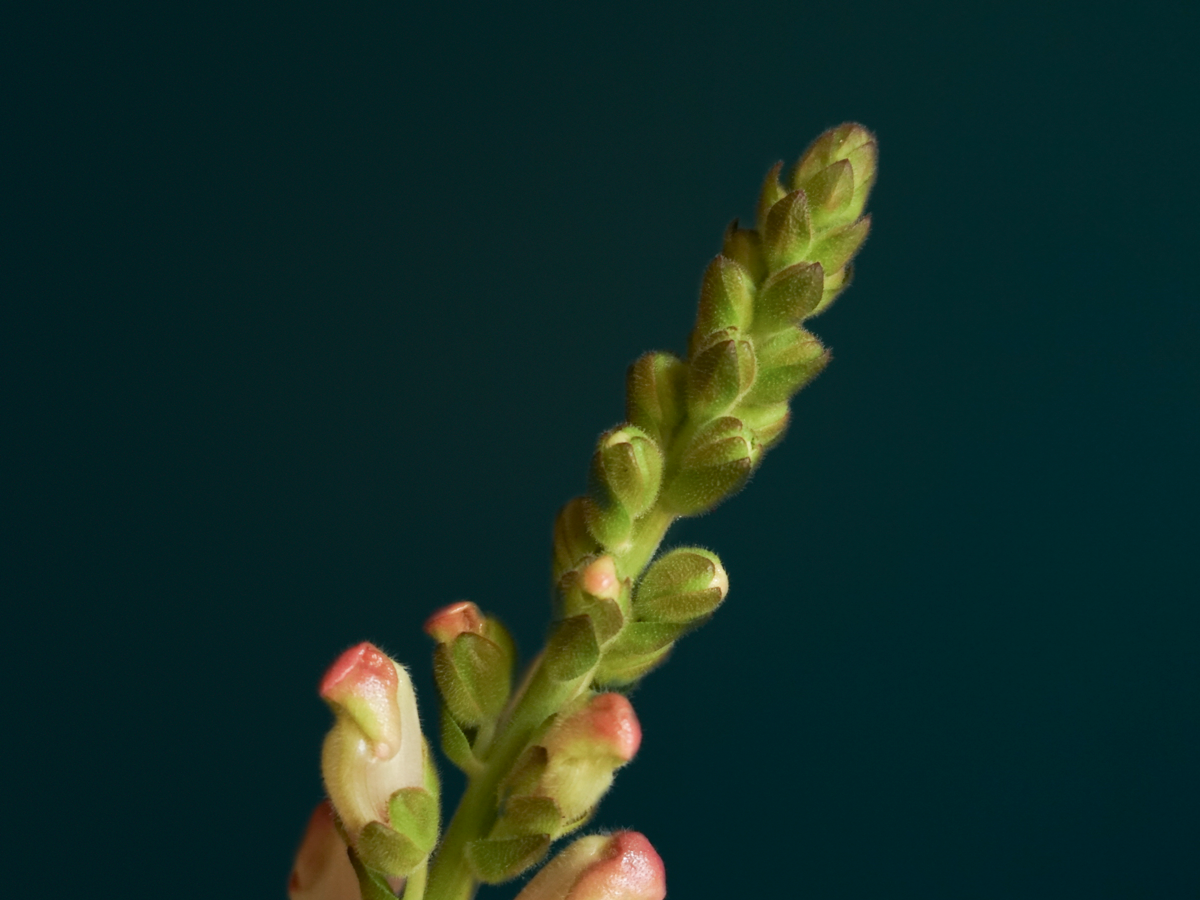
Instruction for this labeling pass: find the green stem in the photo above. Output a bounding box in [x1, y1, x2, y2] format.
[424, 656, 585, 900]
[620, 506, 675, 578]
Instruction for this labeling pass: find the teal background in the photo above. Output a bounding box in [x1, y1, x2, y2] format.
[7, 2, 1199, 897]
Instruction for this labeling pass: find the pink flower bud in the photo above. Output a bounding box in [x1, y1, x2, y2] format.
[580, 556, 621, 601]
[424, 600, 486, 643]
[287, 801, 360, 900]
[544, 693, 642, 763]
[515, 831, 666, 900]
[533, 693, 642, 822]
[320, 642, 425, 841]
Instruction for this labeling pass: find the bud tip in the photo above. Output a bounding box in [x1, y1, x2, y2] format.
[424, 600, 486, 642]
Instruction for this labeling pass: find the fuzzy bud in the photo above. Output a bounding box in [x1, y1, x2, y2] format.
[423, 600, 486, 643]
[514, 831, 667, 900]
[320, 643, 425, 843]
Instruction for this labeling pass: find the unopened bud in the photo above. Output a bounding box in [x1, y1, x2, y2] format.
[432, 616, 515, 728]
[721, 220, 767, 285]
[553, 497, 601, 582]
[625, 352, 686, 447]
[737, 402, 791, 448]
[742, 326, 830, 406]
[792, 122, 877, 228]
[755, 161, 786, 234]
[528, 693, 642, 825]
[514, 831, 667, 900]
[691, 255, 755, 352]
[319, 643, 426, 843]
[593, 622, 686, 686]
[288, 801, 360, 900]
[761, 189, 813, 273]
[754, 261, 825, 332]
[634, 548, 728, 625]
[686, 330, 757, 423]
[662, 416, 760, 516]
[423, 600, 485, 643]
[589, 425, 664, 519]
[808, 215, 871, 277]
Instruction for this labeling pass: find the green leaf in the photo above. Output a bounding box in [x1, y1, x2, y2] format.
[466, 834, 552, 884]
[439, 704, 478, 773]
[501, 745, 550, 798]
[433, 632, 511, 727]
[792, 122, 874, 188]
[492, 796, 565, 839]
[387, 787, 439, 852]
[357, 822, 428, 878]
[349, 846, 404, 900]
[663, 417, 760, 516]
[544, 615, 600, 682]
[799, 159, 855, 223]
[581, 494, 632, 549]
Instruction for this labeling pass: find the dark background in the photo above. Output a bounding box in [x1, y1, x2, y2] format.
[7, 2, 1199, 898]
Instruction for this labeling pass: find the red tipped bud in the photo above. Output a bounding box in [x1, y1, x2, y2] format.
[515, 831, 667, 900]
[319, 643, 425, 841]
[580, 556, 621, 602]
[424, 600, 486, 643]
[287, 801, 360, 900]
[544, 693, 642, 763]
[526, 693, 641, 823]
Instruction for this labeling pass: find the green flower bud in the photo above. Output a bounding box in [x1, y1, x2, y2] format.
[589, 425, 664, 519]
[661, 416, 760, 516]
[792, 123, 877, 231]
[691, 255, 755, 352]
[792, 123, 877, 197]
[593, 622, 687, 686]
[633, 548, 728, 625]
[544, 615, 601, 683]
[753, 260, 825, 332]
[431, 613, 514, 728]
[737, 402, 791, 448]
[500, 693, 642, 838]
[685, 330, 756, 423]
[808, 215, 871, 276]
[552, 497, 601, 583]
[721, 220, 767, 285]
[741, 326, 830, 406]
[755, 161, 786, 234]
[466, 834, 552, 885]
[813, 263, 852, 317]
[625, 352, 687, 447]
[761, 189, 812, 273]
